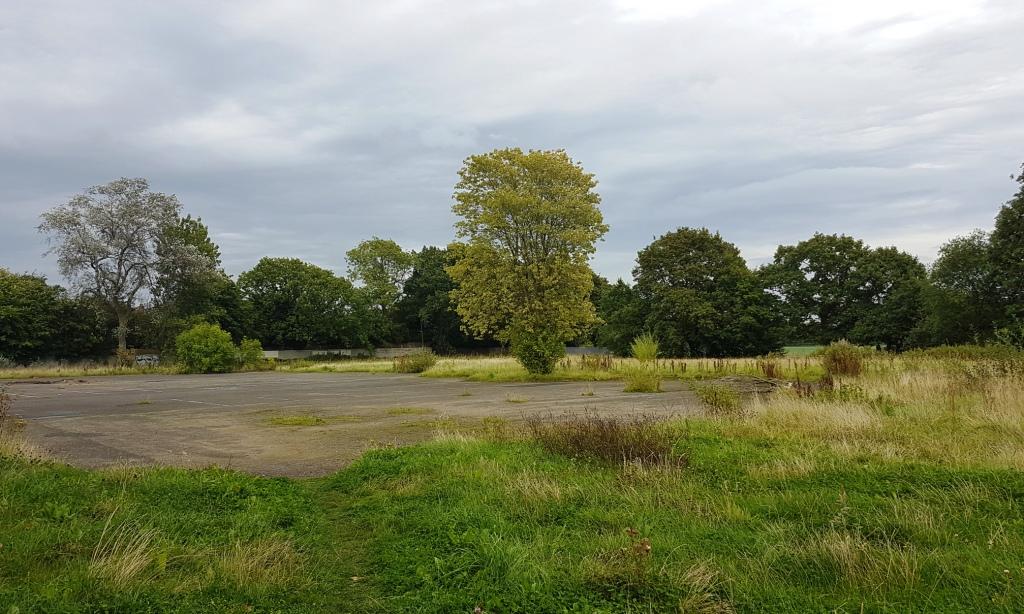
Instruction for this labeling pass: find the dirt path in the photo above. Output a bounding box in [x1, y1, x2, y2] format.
[6, 372, 700, 476]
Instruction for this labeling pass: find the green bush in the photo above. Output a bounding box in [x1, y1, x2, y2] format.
[691, 382, 741, 416]
[511, 331, 565, 375]
[629, 333, 659, 363]
[175, 323, 237, 374]
[819, 340, 865, 377]
[393, 350, 438, 374]
[622, 367, 662, 393]
[237, 338, 265, 368]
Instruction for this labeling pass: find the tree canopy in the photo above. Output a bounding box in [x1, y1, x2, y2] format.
[447, 148, 608, 372]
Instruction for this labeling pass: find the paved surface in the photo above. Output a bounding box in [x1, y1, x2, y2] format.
[4, 372, 699, 476]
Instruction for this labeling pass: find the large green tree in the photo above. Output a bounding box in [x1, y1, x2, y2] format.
[914, 231, 1001, 345]
[0, 270, 63, 363]
[394, 246, 479, 353]
[346, 237, 416, 313]
[634, 228, 783, 357]
[763, 233, 925, 347]
[151, 215, 249, 348]
[991, 164, 1024, 319]
[447, 148, 608, 373]
[38, 178, 208, 352]
[238, 258, 371, 349]
[592, 279, 646, 356]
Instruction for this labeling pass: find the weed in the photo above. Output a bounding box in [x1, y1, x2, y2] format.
[622, 367, 662, 393]
[756, 353, 782, 379]
[393, 350, 438, 374]
[691, 382, 742, 416]
[526, 412, 685, 466]
[820, 340, 864, 377]
[629, 333, 659, 363]
[217, 536, 301, 592]
[505, 393, 529, 404]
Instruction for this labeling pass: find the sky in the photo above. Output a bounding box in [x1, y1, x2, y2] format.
[2, 0, 1022, 285]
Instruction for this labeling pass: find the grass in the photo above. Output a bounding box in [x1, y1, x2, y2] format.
[0, 362, 176, 380]
[267, 415, 327, 426]
[3, 351, 1024, 611]
[384, 406, 434, 416]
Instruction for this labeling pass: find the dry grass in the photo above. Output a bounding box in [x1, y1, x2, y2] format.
[739, 356, 1024, 469]
[0, 361, 174, 380]
[89, 518, 160, 590]
[217, 536, 301, 591]
[527, 412, 686, 467]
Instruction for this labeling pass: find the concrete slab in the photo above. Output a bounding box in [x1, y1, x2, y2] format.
[4, 372, 699, 476]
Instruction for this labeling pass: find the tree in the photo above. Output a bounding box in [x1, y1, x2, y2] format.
[847, 247, 927, 350]
[152, 215, 249, 348]
[0, 269, 62, 363]
[593, 279, 646, 356]
[914, 231, 1000, 345]
[345, 237, 416, 313]
[447, 148, 608, 373]
[238, 258, 371, 349]
[634, 228, 783, 357]
[394, 246, 479, 353]
[38, 178, 208, 352]
[991, 164, 1024, 319]
[762, 233, 925, 347]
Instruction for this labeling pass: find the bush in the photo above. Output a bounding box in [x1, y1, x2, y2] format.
[629, 333, 659, 363]
[237, 338, 265, 368]
[995, 322, 1024, 350]
[819, 340, 864, 377]
[511, 331, 565, 375]
[691, 382, 742, 416]
[175, 323, 237, 374]
[393, 350, 438, 374]
[623, 367, 662, 393]
[526, 412, 685, 466]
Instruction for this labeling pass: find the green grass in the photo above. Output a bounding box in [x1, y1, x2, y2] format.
[783, 345, 823, 357]
[4, 354, 1023, 611]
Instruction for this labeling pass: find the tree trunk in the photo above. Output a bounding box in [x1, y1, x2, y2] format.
[116, 311, 129, 353]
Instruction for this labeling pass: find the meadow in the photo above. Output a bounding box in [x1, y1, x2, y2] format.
[2, 349, 1023, 612]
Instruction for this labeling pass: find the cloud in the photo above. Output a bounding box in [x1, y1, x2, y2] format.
[1, 0, 1022, 285]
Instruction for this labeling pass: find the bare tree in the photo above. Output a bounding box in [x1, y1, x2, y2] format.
[38, 178, 202, 353]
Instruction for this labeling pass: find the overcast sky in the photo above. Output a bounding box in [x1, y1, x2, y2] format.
[2, 0, 1022, 285]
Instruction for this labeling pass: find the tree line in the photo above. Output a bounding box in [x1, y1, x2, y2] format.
[2, 152, 1022, 368]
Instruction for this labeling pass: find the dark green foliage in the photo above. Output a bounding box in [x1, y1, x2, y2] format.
[633, 227, 784, 357]
[763, 233, 926, 349]
[914, 231, 1002, 345]
[175, 323, 237, 373]
[0, 269, 64, 363]
[392, 350, 438, 373]
[238, 257, 374, 350]
[991, 165, 1024, 318]
[510, 329, 566, 374]
[593, 279, 646, 355]
[394, 246, 482, 353]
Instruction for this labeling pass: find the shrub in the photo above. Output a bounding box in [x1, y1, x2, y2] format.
[393, 350, 438, 373]
[526, 412, 685, 466]
[756, 353, 782, 379]
[511, 331, 566, 375]
[691, 382, 742, 416]
[237, 338, 265, 368]
[629, 333, 659, 363]
[820, 340, 864, 377]
[623, 367, 662, 393]
[175, 323, 237, 374]
[995, 322, 1024, 350]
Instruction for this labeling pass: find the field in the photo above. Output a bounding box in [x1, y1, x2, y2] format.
[2, 350, 1024, 612]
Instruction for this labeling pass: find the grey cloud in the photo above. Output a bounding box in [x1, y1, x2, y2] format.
[2, 0, 1022, 286]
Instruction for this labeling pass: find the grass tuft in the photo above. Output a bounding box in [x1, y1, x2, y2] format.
[526, 412, 685, 466]
[267, 415, 326, 426]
